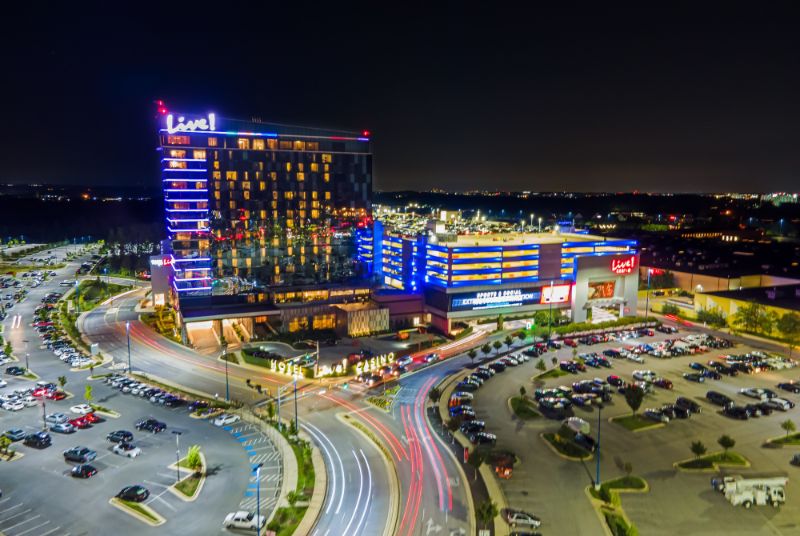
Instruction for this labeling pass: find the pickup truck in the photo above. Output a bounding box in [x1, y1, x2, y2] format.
[223, 511, 266, 530]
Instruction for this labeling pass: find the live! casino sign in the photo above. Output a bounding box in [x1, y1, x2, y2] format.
[610, 255, 637, 275]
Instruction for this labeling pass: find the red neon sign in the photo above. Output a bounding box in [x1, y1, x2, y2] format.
[610, 255, 637, 275]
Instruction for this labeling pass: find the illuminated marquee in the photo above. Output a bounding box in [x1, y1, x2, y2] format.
[150, 257, 173, 268]
[450, 288, 540, 312]
[166, 113, 216, 134]
[540, 284, 572, 304]
[354, 352, 396, 375]
[610, 255, 637, 275]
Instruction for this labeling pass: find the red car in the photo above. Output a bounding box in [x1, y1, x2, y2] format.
[32, 321, 55, 327]
[653, 378, 674, 389]
[69, 417, 92, 429]
[32, 387, 51, 398]
[83, 412, 103, 424]
[45, 391, 67, 401]
[563, 338, 578, 347]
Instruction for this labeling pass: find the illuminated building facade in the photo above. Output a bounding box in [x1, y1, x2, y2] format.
[370, 226, 639, 332]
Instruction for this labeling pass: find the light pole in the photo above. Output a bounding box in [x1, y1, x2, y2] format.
[41, 398, 47, 431]
[172, 430, 182, 484]
[75, 280, 80, 312]
[538, 217, 543, 233]
[529, 213, 534, 229]
[293, 373, 299, 434]
[223, 343, 230, 401]
[254, 463, 264, 534]
[548, 280, 554, 339]
[595, 403, 603, 490]
[644, 268, 652, 316]
[126, 321, 132, 373]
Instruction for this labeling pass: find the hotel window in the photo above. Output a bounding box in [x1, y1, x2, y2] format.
[299, 210, 306, 218]
[311, 209, 320, 219]
[307, 141, 319, 151]
[297, 172, 305, 181]
[226, 171, 237, 180]
[242, 181, 251, 190]
[244, 191, 250, 200]
[168, 160, 187, 169]
[214, 191, 221, 200]
[167, 135, 191, 145]
[229, 201, 236, 209]
[312, 191, 318, 200]
[310, 162, 319, 172]
[212, 171, 221, 180]
[279, 140, 293, 150]
[322, 154, 332, 163]
[270, 171, 277, 181]
[195, 181, 205, 189]
[285, 162, 292, 171]
[193, 150, 206, 159]
[169, 150, 186, 158]
[252, 139, 265, 150]
[207, 137, 218, 147]
[260, 210, 267, 219]
[214, 181, 221, 190]
[323, 173, 330, 182]
[293, 140, 306, 150]
[213, 161, 220, 170]
[267, 139, 278, 150]
[325, 191, 331, 200]
[284, 191, 294, 200]
[237, 138, 250, 150]
[259, 181, 266, 191]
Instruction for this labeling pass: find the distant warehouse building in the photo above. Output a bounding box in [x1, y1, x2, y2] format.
[695, 284, 800, 332]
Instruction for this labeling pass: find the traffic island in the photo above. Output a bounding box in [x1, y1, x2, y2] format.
[532, 368, 569, 381]
[508, 395, 541, 420]
[541, 432, 592, 461]
[765, 433, 800, 447]
[168, 451, 207, 502]
[610, 413, 665, 432]
[90, 403, 120, 418]
[585, 475, 648, 536]
[0, 450, 24, 462]
[674, 451, 750, 472]
[109, 498, 165, 526]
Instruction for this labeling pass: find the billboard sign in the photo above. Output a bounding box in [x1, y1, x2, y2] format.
[610, 255, 637, 275]
[540, 284, 572, 304]
[450, 288, 540, 312]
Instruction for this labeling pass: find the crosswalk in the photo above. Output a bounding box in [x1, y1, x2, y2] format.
[222, 423, 283, 518]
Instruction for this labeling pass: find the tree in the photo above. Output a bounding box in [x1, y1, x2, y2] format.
[781, 419, 796, 437]
[732, 302, 766, 334]
[481, 344, 492, 357]
[690, 441, 707, 459]
[661, 303, 680, 316]
[624, 384, 644, 415]
[696, 307, 727, 328]
[58, 375, 67, 390]
[287, 491, 299, 507]
[519, 385, 527, 398]
[466, 448, 486, 481]
[467, 349, 477, 364]
[623, 461, 633, 477]
[266, 400, 275, 422]
[535, 359, 546, 372]
[492, 340, 502, 354]
[759, 310, 779, 336]
[516, 331, 526, 344]
[0, 435, 10, 458]
[496, 314, 504, 331]
[428, 387, 442, 405]
[504, 335, 513, 349]
[475, 499, 499, 529]
[185, 445, 202, 470]
[717, 434, 735, 453]
[84, 384, 93, 404]
[777, 313, 800, 357]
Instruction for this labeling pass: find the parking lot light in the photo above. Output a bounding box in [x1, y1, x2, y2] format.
[595, 403, 603, 490]
[254, 463, 264, 535]
[172, 430, 182, 484]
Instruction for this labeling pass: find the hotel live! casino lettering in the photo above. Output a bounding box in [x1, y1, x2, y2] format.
[165, 113, 216, 134]
[354, 353, 396, 375]
[610, 255, 637, 275]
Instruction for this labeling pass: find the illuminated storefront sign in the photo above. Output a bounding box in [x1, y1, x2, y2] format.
[166, 113, 216, 134]
[150, 257, 173, 268]
[610, 255, 637, 275]
[354, 352, 396, 375]
[588, 280, 616, 300]
[540, 284, 572, 304]
[450, 288, 540, 312]
[267, 357, 350, 378]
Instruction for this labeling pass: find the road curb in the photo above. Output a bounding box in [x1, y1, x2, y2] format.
[539, 432, 593, 462]
[167, 452, 207, 502]
[108, 497, 166, 526]
[673, 451, 751, 472]
[764, 434, 800, 448]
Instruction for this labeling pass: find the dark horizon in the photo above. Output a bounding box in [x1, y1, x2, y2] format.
[2, 4, 799, 193]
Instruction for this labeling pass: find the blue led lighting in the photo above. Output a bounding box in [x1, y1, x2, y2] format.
[161, 158, 206, 162]
[164, 189, 209, 192]
[160, 129, 278, 138]
[162, 168, 208, 172]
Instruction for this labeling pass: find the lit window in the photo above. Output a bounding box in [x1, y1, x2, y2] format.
[193, 150, 206, 159]
[169, 150, 186, 158]
[307, 141, 319, 151]
[208, 137, 218, 147]
[293, 140, 306, 150]
[322, 154, 332, 163]
[279, 140, 292, 150]
[297, 172, 305, 181]
[252, 139, 265, 150]
[167, 135, 190, 145]
[237, 138, 250, 150]
[168, 160, 187, 169]
[285, 162, 292, 172]
[226, 171, 237, 180]
[325, 191, 331, 200]
[267, 139, 278, 150]
[310, 162, 319, 172]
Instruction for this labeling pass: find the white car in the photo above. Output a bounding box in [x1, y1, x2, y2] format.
[505, 510, 542, 528]
[223, 511, 266, 530]
[0, 379, 7, 388]
[632, 370, 656, 381]
[2, 400, 24, 411]
[113, 442, 142, 458]
[22, 396, 37, 407]
[740, 388, 769, 400]
[70, 404, 93, 415]
[626, 353, 645, 363]
[214, 414, 241, 427]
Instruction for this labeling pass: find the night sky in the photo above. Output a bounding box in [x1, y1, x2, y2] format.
[2, 4, 798, 193]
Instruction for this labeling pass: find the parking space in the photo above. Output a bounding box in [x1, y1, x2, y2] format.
[224, 422, 283, 515]
[457, 325, 800, 535]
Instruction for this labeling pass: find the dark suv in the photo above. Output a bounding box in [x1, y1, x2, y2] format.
[24, 432, 52, 448]
[705, 391, 733, 407]
[135, 418, 166, 433]
[675, 397, 701, 414]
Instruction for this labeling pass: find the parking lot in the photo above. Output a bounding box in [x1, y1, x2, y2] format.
[1, 245, 277, 535]
[461, 324, 800, 535]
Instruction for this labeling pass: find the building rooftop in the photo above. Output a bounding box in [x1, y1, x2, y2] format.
[701, 284, 800, 313]
[434, 232, 616, 247]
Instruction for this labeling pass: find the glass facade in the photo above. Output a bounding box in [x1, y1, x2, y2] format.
[158, 113, 372, 297]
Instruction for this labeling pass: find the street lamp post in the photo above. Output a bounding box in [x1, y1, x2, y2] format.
[126, 321, 132, 373]
[538, 217, 543, 233]
[293, 374, 299, 434]
[548, 280, 554, 339]
[75, 280, 80, 312]
[41, 399, 47, 431]
[595, 403, 603, 490]
[172, 431, 182, 484]
[644, 268, 652, 315]
[223, 344, 230, 401]
[529, 213, 534, 229]
[254, 463, 264, 535]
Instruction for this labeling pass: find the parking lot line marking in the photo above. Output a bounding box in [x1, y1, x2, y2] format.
[1, 514, 40, 532]
[37, 527, 62, 536]
[15, 520, 51, 536]
[150, 494, 177, 512]
[143, 479, 171, 489]
[0, 509, 32, 524]
[0, 503, 23, 515]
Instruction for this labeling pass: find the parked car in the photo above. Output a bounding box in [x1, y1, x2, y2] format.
[113, 442, 142, 458]
[116, 485, 150, 502]
[644, 408, 669, 423]
[213, 414, 241, 427]
[23, 432, 52, 448]
[71, 464, 98, 478]
[661, 403, 690, 419]
[45, 412, 69, 425]
[505, 510, 542, 528]
[607, 375, 624, 387]
[223, 511, 266, 530]
[683, 373, 705, 383]
[5, 366, 25, 376]
[107, 430, 134, 443]
[469, 432, 497, 445]
[63, 446, 97, 463]
[653, 378, 673, 389]
[135, 418, 166, 433]
[777, 382, 800, 394]
[723, 405, 750, 420]
[50, 422, 76, 434]
[460, 420, 485, 434]
[706, 391, 733, 407]
[4, 428, 26, 441]
[70, 404, 93, 415]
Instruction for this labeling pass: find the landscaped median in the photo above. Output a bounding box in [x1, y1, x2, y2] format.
[610, 413, 664, 432]
[90, 403, 121, 418]
[509, 395, 541, 420]
[109, 498, 165, 526]
[585, 475, 648, 536]
[168, 447, 206, 502]
[765, 432, 800, 447]
[674, 451, 750, 472]
[541, 431, 592, 461]
[366, 385, 401, 413]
